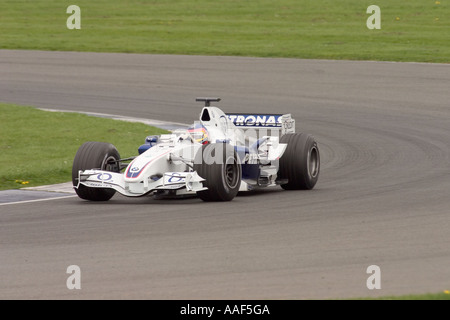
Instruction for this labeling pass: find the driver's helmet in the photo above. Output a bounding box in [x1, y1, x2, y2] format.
[188, 123, 209, 145]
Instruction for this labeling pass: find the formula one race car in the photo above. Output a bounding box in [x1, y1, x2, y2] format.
[72, 98, 320, 202]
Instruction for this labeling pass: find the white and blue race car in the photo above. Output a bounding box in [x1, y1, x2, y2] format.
[72, 98, 320, 202]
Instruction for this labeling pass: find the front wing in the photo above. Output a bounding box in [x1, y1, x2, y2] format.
[76, 170, 207, 197]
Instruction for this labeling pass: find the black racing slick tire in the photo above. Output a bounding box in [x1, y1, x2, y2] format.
[72, 141, 121, 201]
[193, 143, 242, 202]
[279, 133, 320, 190]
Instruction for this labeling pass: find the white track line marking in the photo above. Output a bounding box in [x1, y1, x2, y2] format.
[0, 195, 77, 206]
[39, 108, 189, 129]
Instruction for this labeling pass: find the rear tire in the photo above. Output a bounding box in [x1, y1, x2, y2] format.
[279, 133, 320, 190]
[72, 141, 121, 201]
[194, 143, 242, 202]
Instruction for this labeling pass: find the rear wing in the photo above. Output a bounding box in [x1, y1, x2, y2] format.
[226, 113, 295, 135]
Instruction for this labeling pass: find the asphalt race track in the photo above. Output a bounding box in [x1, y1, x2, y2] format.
[0, 50, 449, 299]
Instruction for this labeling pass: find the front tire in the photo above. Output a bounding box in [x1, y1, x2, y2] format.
[193, 143, 242, 202]
[72, 141, 121, 201]
[279, 133, 320, 190]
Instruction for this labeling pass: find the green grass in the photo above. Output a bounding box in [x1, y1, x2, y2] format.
[357, 291, 450, 300]
[0, 0, 449, 62]
[0, 103, 168, 190]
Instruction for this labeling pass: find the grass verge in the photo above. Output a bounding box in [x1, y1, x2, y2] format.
[0, 103, 168, 190]
[0, 0, 449, 62]
[357, 291, 450, 300]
